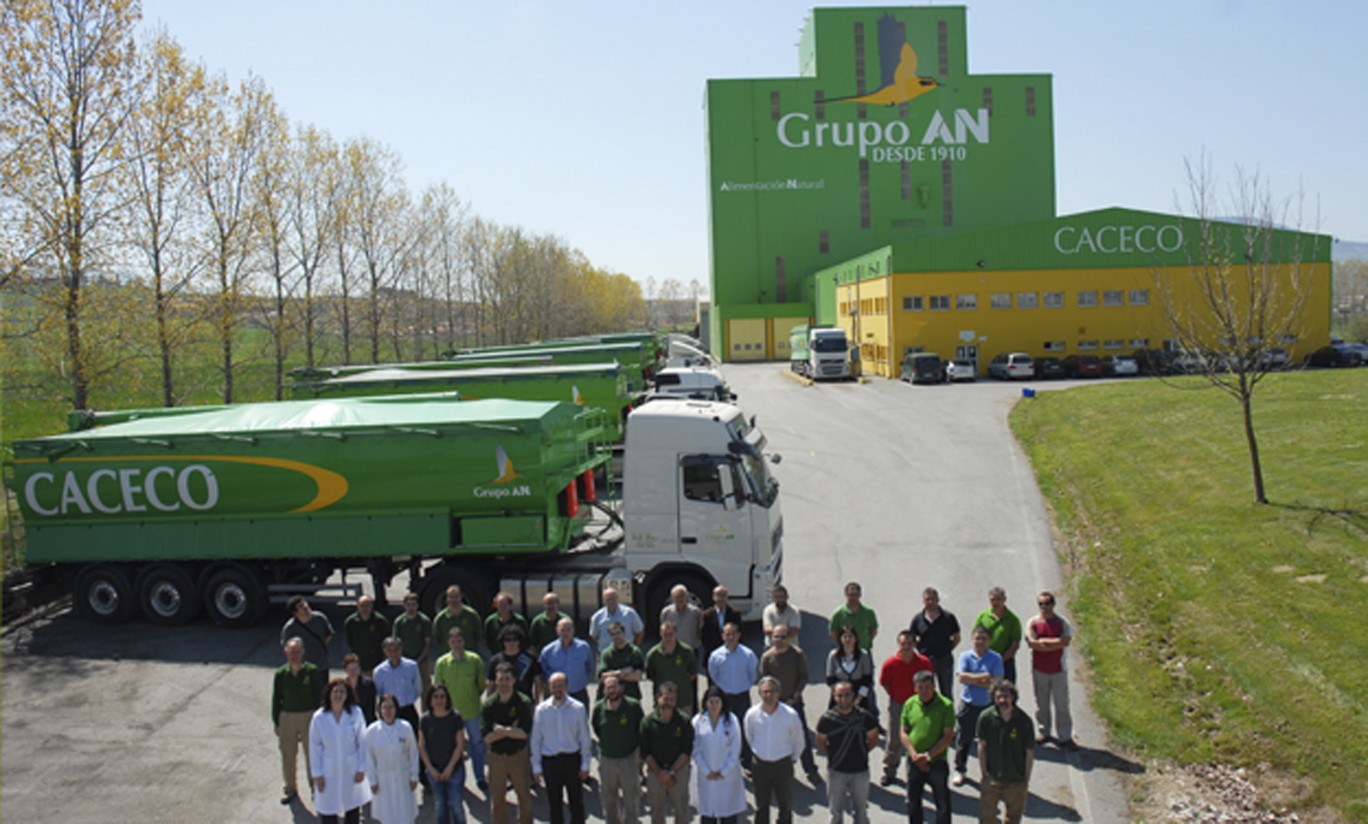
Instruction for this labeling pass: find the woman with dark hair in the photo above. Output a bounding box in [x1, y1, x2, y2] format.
[365, 694, 419, 824]
[691, 686, 745, 824]
[310, 678, 372, 824]
[826, 625, 879, 717]
[344, 653, 378, 725]
[419, 684, 468, 824]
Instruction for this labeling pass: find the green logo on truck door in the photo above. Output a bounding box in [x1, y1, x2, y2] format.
[16, 454, 349, 517]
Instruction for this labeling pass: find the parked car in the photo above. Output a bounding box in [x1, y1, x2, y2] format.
[1100, 355, 1138, 377]
[1259, 347, 1290, 370]
[899, 352, 945, 384]
[1171, 349, 1215, 374]
[1132, 348, 1177, 376]
[945, 358, 977, 382]
[1306, 345, 1364, 368]
[1062, 354, 1103, 378]
[988, 352, 1035, 380]
[1337, 342, 1368, 365]
[1034, 356, 1067, 379]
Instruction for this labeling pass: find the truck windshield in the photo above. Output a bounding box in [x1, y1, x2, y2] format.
[812, 336, 847, 353]
[727, 417, 779, 507]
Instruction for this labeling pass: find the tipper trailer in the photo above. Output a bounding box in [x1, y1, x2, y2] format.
[8, 392, 783, 630]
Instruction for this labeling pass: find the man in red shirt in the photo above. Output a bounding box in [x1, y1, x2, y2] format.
[877, 629, 934, 785]
[1024, 591, 1076, 749]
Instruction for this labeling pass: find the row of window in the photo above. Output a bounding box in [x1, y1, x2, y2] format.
[901, 289, 1150, 312]
[1042, 339, 1150, 352]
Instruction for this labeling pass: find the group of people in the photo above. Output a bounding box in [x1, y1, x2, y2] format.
[270, 579, 1076, 824]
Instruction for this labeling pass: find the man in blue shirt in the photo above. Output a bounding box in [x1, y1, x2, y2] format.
[541, 616, 596, 706]
[588, 587, 645, 652]
[708, 622, 759, 769]
[373, 636, 424, 745]
[952, 624, 1004, 786]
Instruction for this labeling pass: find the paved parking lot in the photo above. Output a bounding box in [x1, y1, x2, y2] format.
[2, 365, 1135, 822]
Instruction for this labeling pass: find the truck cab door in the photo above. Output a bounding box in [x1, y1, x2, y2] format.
[675, 454, 753, 584]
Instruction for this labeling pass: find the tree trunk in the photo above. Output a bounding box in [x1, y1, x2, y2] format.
[1241, 394, 1267, 504]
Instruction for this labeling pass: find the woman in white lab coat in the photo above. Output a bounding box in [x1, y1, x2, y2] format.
[691, 686, 746, 824]
[365, 693, 420, 824]
[310, 678, 373, 824]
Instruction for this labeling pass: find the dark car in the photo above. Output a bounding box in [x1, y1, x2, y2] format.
[899, 352, 945, 384]
[1132, 348, 1176, 376]
[1306, 345, 1364, 368]
[1062, 354, 1103, 378]
[1034, 356, 1067, 379]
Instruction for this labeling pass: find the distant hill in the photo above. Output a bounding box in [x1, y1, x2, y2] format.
[1334, 241, 1368, 262]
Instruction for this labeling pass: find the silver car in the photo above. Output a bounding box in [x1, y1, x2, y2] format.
[945, 358, 977, 382]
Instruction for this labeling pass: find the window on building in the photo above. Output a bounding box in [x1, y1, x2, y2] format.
[1077, 290, 1098, 307]
[1043, 341, 1066, 352]
[1016, 292, 1038, 309]
[1043, 291, 1064, 308]
[990, 292, 1011, 309]
[1103, 339, 1125, 350]
[1129, 338, 1149, 348]
[1078, 340, 1099, 350]
[929, 295, 950, 311]
[903, 345, 925, 356]
[956, 293, 978, 310]
[1103, 290, 1123, 307]
[1128, 289, 1149, 306]
[903, 295, 923, 312]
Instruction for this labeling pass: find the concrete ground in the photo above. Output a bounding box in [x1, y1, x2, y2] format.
[1, 364, 1140, 822]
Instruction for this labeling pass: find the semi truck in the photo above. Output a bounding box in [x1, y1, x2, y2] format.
[288, 362, 636, 438]
[7, 392, 783, 630]
[789, 325, 851, 380]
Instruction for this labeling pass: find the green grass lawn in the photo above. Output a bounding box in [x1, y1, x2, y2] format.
[1011, 370, 1368, 820]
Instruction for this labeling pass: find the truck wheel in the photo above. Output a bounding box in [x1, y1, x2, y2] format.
[203, 566, 268, 628]
[138, 564, 202, 626]
[73, 565, 137, 623]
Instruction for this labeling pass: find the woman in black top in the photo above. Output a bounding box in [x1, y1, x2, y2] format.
[418, 685, 467, 824]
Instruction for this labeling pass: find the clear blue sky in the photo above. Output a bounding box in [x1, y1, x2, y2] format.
[141, 1, 1368, 291]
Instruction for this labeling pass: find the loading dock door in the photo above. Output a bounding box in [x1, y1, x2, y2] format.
[727, 319, 767, 362]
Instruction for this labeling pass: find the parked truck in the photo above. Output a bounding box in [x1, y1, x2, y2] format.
[789, 325, 851, 380]
[7, 392, 783, 630]
[288, 362, 636, 438]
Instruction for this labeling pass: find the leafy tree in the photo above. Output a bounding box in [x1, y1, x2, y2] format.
[123, 30, 207, 407]
[287, 125, 342, 368]
[1, 0, 142, 410]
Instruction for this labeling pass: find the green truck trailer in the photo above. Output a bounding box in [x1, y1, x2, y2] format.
[447, 341, 656, 392]
[7, 392, 784, 631]
[289, 362, 634, 438]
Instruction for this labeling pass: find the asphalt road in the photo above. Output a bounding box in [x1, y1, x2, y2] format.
[1, 365, 1136, 822]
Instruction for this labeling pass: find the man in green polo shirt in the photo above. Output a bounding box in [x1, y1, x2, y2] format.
[973, 586, 1022, 684]
[830, 581, 879, 651]
[598, 620, 646, 702]
[271, 638, 322, 805]
[976, 679, 1035, 824]
[392, 592, 433, 688]
[591, 674, 644, 824]
[645, 620, 698, 716]
[640, 682, 695, 824]
[434, 627, 488, 791]
[900, 670, 955, 824]
[433, 584, 483, 660]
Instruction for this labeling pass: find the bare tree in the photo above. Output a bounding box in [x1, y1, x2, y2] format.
[251, 92, 296, 399]
[1, 0, 142, 410]
[343, 137, 409, 364]
[1155, 155, 1329, 504]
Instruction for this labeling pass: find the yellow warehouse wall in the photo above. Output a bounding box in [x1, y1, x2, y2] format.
[836, 263, 1331, 377]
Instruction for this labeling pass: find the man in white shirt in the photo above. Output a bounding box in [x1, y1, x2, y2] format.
[589, 587, 645, 652]
[744, 675, 806, 824]
[530, 672, 592, 824]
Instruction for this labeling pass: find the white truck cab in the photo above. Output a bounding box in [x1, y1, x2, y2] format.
[621, 400, 782, 620]
[652, 366, 735, 403]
